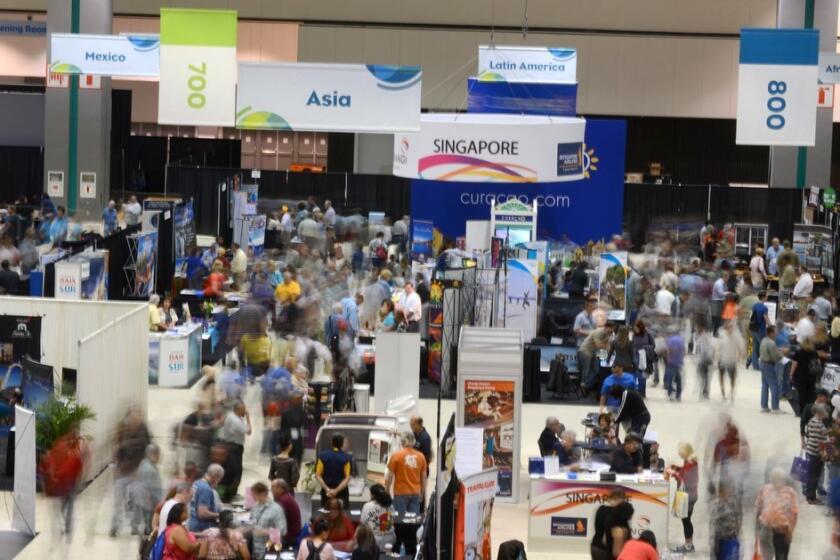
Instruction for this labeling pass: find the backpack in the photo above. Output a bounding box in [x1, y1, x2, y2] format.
[149, 530, 166, 560]
[375, 245, 387, 261]
[306, 540, 327, 560]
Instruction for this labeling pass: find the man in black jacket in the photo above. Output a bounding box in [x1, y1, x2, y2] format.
[610, 385, 651, 439]
[609, 433, 643, 474]
[538, 416, 564, 456]
[0, 260, 20, 295]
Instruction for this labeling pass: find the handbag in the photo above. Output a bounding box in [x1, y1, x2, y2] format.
[790, 452, 810, 483]
[672, 482, 689, 519]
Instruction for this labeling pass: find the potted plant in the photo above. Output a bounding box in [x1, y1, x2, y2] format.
[35, 395, 95, 454]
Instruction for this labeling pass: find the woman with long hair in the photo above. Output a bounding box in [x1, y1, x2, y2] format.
[665, 442, 699, 554]
[350, 525, 380, 560]
[605, 502, 635, 559]
[198, 510, 250, 560]
[163, 503, 199, 560]
[296, 517, 336, 560]
[360, 483, 396, 549]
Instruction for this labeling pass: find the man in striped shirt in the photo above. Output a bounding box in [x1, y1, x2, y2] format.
[805, 403, 830, 505]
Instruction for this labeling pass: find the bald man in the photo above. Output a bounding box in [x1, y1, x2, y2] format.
[271, 478, 301, 546]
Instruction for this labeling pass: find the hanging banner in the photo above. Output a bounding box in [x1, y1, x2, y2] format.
[394, 113, 586, 183]
[50, 33, 160, 77]
[467, 77, 578, 116]
[54, 262, 82, 300]
[158, 8, 237, 126]
[410, 119, 625, 244]
[462, 379, 516, 498]
[478, 45, 577, 83]
[454, 469, 498, 560]
[246, 214, 267, 255]
[427, 280, 444, 383]
[174, 200, 196, 270]
[736, 28, 819, 146]
[598, 251, 628, 321]
[236, 62, 422, 133]
[502, 259, 539, 343]
[819, 52, 840, 84]
[135, 231, 157, 297]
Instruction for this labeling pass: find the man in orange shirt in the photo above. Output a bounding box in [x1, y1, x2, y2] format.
[385, 431, 427, 515]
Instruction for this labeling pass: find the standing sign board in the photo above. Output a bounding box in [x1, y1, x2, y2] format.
[456, 327, 523, 503]
[501, 259, 539, 342]
[50, 33, 160, 77]
[736, 28, 819, 146]
[598, 252, 628, 321]
[454, 469, 498, 560]
[236, 62, 422, 133]
[158, 9, 237, 126]
[54, 262, 82, 299]
[478, 45, 577, 83]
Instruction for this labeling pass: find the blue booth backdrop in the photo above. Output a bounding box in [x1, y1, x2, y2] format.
[410, 118, 626, 245]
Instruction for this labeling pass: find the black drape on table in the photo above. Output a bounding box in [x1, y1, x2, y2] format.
[624, 183, 804, 249]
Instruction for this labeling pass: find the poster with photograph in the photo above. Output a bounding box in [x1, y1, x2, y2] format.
[501, 258, 538, 342]
[598, 251, 627, 321]
[427, 280, 444, 384]
[411, 219, 434, 261]
[454, 469, 498, 560]
[21, 357, 54, 410]
[247, 214, 267, 255]
[0, 316, 42, 424]
[462, 379, 515, 497]
[174, 200, 196, 271]
[134, 231, 157, 297]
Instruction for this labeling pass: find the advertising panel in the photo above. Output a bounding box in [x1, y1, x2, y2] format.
[410, 118, 625, 245]
[54, 262, 81, 300]
[454, 469, 498, 560]
[135, 231, 157, 297]
[462, 380, 516, 497]
[174, 200, 196, 270]
[598, 251, 628, 321]
[158, 8, 237, 126]
[21, 357, 54, 411]
[736, 28, 819, 146]
[467, 77, 578, 116]
[0, 316, 42, 412]
[394, 113, 586, 183]
[236, 62, 422, 133]
[478, 45, 577, 83]
[502, 259, 539, 342]
[410, 219, 434, 261]
[50, 33, 159, 77]
[529, 479, 669, 549]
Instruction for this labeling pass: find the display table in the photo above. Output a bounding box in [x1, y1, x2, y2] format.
[149, 323, 203, 387]
[528, 472, 670, 553]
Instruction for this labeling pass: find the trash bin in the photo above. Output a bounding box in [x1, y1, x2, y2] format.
[353, 383, 370, 412]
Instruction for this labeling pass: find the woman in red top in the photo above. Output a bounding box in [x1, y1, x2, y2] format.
[617, 530, 659, 560]
[163, 503, 199, 560]
[203, 261, 227, 298]
[665, 442, 699, 554]
[324, 498, 356, 552]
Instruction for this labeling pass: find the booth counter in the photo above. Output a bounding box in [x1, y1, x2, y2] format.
[149, 323, 203, 387]
[528, 472, 670, 553]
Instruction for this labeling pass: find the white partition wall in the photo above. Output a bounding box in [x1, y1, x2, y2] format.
[78, 303, 149, 475]
[456, 327, 523, 503]
[373, 332, 421, 413]
[13, 405, 36, 536]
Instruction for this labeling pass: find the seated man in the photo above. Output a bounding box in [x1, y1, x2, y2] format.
[609, 433, 643, 474]
[538, 416, 565, 457]
[555, 430, 579, 466]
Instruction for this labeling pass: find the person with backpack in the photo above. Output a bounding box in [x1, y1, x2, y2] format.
[162, 503, 199, 560]
[198, 510, 250, 560]
[369, 231, 387, 269]
[297, 517, 335, 560]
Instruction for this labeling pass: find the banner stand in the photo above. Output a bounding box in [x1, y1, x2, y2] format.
[455, 327, 523, 503]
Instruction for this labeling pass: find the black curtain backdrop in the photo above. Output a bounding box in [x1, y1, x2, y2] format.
[153, 209, 175, 298]
[110, 89, 132, 196]
[0, 146, 43, 203]
[623, 183, 804, 249]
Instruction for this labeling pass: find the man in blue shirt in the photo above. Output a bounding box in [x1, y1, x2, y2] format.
[766, 237, 782, 276]
[48, 206, 68, 244]
[315, 433, 352, 509]
[600, 364, 637, 411]
[750, 290, 770, 370]
[189, 463, 224, 531]
[340, 293, 362, 337]
[102, 200, 117, 236]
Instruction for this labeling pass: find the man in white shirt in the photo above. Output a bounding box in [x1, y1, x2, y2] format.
[796, 310, 817, 343]
[655, 287, 676, 317]
[124, 195, 142, 226]
[793, 265, 814, 298]
[401, 281, 422, 332]
[324, 200, 337, 229]
[158, 482, 192, 535]
[221, 401, 251, 500]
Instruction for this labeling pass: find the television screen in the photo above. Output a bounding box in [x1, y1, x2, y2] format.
[535, 344, 578, 373]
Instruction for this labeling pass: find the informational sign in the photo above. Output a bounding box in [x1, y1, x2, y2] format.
[818, 52, 840, 84]
[454, 469, 497, 560]
[736, 28, 819, 146]
[21, 357, 54, 411]
[454, 427, 484, 478]
[822, 364, 840, 392]
[79, 172, 96, 198]
[478, 45, 577, 83]
[158, 8, 237, 126]
[529, 479, 669, 553]
[246, 214, 267, 255]
[54, 262, 82, 299]
[461, 379, 516, 497]
[237, 62, 421, 133]
[174, 200, 196, 270]
[79, 74, 101, 89]
[47, 170, 64, 197]
[46, 70, 69, 89]
[134, 231, 157, 297]
[818, 84, 834, 108]
[0, 20, 46, 36]
[50, 33, 160, 77]
[598, 251, 628, 321]
[410, 119, 625, 244]
[394, 113, 586, 183]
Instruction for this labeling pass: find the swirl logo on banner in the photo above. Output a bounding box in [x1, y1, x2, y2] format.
[50, 33, 160, 76]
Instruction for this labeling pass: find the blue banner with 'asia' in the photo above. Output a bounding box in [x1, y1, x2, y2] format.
[410, 118, 626, 244]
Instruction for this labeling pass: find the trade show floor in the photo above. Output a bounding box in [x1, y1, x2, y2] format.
[0, 354, 833, 559]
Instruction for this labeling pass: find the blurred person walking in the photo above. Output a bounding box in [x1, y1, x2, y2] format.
[110, 407, 151, 537]
[129, 443, 163, 535]
[664, 327, 685, 401]
[710, 483, 743, 560]
[631, 320, 655, 397]
[716, 321, 746, 402]
[39, 425, 89, 540]
[219, 401, 251, 502]
[695, 319, 715, 400]
[755, 467, 799, 560]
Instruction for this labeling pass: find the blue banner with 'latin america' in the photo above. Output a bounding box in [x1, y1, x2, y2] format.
[467, 77, 578, 116]
[410, 118, 626, 245]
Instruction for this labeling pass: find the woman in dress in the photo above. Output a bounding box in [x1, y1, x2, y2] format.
[162, 503, 199, 560]
[268, 434, 300, 488]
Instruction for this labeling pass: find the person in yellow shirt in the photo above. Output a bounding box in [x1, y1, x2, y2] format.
[274, 270, 301, 304]
[239, 332, 271, 377]
[148, 294, 165, 332]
